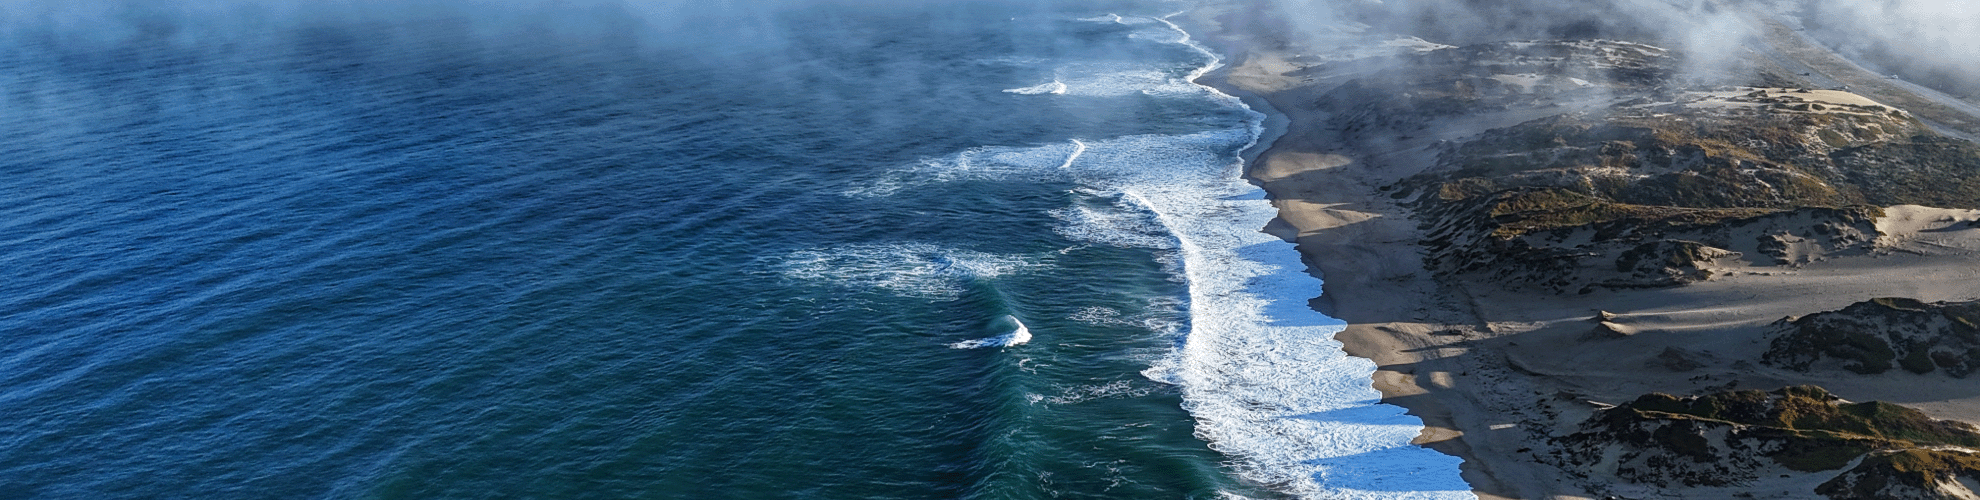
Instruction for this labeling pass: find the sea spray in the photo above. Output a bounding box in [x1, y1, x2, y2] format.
[951, 315, 1033, 349]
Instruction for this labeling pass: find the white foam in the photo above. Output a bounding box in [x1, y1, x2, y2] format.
[779, 244, 1045, 301]
[1077, 13, 1148, 25]
[895, 10, 1474, 498]
[1072, 66, 1206, 98]
[996, 65, 1211, 100]
[1131, 15, 1473, 498]
[1069, 306, 1127, 325]
[1137, 296, 1185, 335]
[1058, 139, 1085, 169]
[996, 43, 1221, 100]
[1382, 36, 1457, 53]
[1049, 196, 1178, 250]
[853, 128, 1249, 198]
[1004, 79, 1069, 95]
[1003, 17, 1214, 99]
[1139, 16, 1472, 499]
[1031, 379, 1163, 405]
[977, 55, 1052, 67]
[858, 8, 1475, 497]
[844, 140, 1093, 198]
[1071, 300, 1184, 341]
[951, 315, 1033, 349]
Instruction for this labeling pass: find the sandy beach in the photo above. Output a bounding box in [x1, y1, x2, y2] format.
[1188, 1, 1980, 497]
[1187, 7, 1559, 495]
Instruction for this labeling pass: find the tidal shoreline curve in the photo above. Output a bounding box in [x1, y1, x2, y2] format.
[1181, 0, 1980, 497]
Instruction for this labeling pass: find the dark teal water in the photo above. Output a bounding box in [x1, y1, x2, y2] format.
[0, 1, 1286, 498]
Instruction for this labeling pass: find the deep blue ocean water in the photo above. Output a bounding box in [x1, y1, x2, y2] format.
[0, 1, 1470, 498]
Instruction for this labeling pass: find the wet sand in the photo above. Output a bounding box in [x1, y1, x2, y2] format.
[1187, 1, 1980, 498]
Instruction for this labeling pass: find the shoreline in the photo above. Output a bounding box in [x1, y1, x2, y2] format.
[1183, 1, 1980, 497]
[1150, 9, 1482, 498]
[1179, 6, 1529, 498]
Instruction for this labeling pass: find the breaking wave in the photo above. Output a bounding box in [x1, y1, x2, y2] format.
[950, 314, 1033, 349]
[864, 10, 1476, 499]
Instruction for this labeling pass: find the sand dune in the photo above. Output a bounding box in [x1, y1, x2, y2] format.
[1189, 1, 1980, 497]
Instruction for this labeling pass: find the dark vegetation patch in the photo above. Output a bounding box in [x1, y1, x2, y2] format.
[1356, 60, 1980, 292]
[1549, 386, 1980, 492]
[1766, 298, 1980, 377]
[1817, 449, 1980, 500]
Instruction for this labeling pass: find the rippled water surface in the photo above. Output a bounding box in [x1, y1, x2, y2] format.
[0, 1, 1466, 498]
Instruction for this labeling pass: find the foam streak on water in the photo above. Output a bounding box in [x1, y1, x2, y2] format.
[1058, 139, 1086, 169]
[1003, 79, 1069, 95]
[778, 243, 1046, 302]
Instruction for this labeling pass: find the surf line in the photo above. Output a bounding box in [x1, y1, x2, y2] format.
[1138, 9, 1475, 498]
[1150, 12, 1224, 85]
[1059, 139, 1087, 170]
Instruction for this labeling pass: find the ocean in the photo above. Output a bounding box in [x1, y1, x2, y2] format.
[0, 1, 1469, 498]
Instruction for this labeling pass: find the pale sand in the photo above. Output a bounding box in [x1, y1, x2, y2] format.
[1737, 5, 1980, 140]
[1681, 87, 1900, 116]
[1207, 46, 1571, 500]
[1190, 3, 1980, 498]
